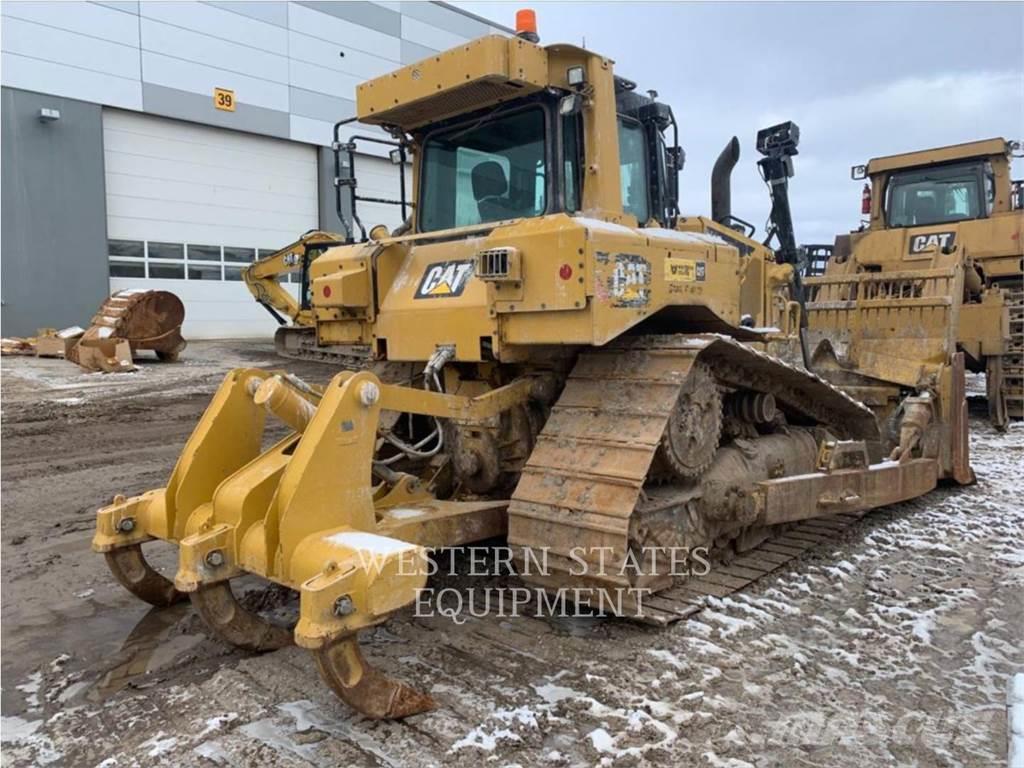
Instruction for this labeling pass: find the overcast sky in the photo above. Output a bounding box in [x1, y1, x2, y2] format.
[454, 1, 1024, 245]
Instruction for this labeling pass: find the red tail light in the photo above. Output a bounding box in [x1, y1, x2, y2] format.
[861, 183, 871, 215]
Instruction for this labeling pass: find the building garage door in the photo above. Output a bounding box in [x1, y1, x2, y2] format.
[345, 153, 412, 237]
[103, 109, 318, 338]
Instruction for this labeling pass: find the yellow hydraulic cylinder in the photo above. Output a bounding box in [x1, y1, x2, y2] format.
[253, 375, 318, 432]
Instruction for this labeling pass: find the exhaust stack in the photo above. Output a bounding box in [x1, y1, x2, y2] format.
[711, 137, 740, 223]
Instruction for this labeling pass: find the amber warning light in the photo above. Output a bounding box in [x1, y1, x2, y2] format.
[516, 9, 539, 43]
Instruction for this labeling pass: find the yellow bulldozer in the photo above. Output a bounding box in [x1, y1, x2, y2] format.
[93, 15, 972, 719]
[807, 139, 1023, 428]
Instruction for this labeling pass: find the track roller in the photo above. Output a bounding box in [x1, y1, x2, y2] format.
[190, 582, 294, 652]
[313, 634, 435, 719]
[104, 544, 186, 608]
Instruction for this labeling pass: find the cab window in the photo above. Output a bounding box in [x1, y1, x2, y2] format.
[885, 162, 984, 227]
[419, 108, 546, 232]
[562, 113, 582, 213]
[617, 117, 649, 223]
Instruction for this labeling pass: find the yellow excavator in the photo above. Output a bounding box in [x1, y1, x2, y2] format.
[808, 139, 1023, 428]
[93, 12, 971, 719]
[241, 230, 372, 364]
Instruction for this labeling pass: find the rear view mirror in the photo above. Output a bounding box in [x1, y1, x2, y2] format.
[666, 146, 685, 171]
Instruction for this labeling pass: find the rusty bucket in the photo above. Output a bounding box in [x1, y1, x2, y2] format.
[73, 290, 187, 364]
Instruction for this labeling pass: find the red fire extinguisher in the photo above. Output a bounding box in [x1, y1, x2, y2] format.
[861, 183, 871, 215]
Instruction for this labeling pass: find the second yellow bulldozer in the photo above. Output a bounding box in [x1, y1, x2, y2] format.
[94, 17, 972, 719]
[807, 139, 1023, 428]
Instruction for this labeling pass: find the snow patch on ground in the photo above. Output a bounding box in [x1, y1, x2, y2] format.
[1009, 673, 1024, 768]
[1, 715, 43, 742]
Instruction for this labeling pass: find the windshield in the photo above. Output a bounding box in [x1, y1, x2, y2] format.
[419, 108, 546, 232]
[885, 161, 984, 228]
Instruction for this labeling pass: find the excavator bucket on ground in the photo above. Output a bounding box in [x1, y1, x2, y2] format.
[72, 289, 186, 366]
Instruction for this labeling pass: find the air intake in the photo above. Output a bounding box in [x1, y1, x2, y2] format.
[476, 247, 521, 282]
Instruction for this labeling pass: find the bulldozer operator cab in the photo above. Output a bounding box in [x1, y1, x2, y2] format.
[415, 80, 679, 234]
[336, 52, 682, 242]
[853, 138, 1023, 235]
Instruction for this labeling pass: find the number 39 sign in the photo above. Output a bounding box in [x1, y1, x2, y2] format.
[214, 88, 236, 112]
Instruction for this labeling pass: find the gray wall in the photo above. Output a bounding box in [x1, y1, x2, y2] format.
[1, 87, 110, 336]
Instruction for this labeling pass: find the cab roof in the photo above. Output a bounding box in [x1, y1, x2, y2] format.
[867, 137, 1010, 176]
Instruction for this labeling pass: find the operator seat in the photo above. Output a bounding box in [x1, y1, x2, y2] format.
[912, 195, 938, 225]
[472, 161, 512, 223]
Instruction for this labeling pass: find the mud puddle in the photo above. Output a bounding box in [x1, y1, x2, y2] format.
[1, 590, 200, 715]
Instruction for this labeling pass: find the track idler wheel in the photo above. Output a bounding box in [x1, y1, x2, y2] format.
[313, 634, 435, 719]
[190, 582, 293, 652]
[104, 544, 186, 607]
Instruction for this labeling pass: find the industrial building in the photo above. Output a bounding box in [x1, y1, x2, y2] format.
[1, 1, 506, 337]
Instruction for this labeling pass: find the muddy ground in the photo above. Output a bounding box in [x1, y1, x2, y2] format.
[1, 340, 1021, 767]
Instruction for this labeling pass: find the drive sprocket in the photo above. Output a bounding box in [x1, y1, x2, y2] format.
[654, 363, 722, 480]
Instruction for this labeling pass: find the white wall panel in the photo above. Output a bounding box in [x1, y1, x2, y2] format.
[107, 194, 315, 238]
[140, 1, 286, 51]
[1, 52, 142, 110]
[104, 125, 315, 180]
[140, 18, 288, 84]
[104, 110, 317, 337]
[104, 109, 317, 235]
[287, 29, 398, 81]
[1, 1, 140, 46]
[287, 59, 361, 102]
[289, 114, 334, 147]
[288, 3, 400, 61]
[103, 145, 316, 192]
[2, 16, 140, 80]
[399, 15, 466, 53]
[106, 173, 315, 217]
[141, 51, 289, 111]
